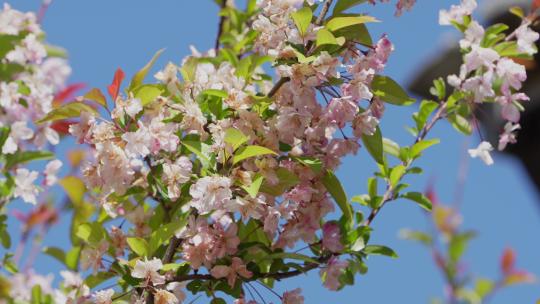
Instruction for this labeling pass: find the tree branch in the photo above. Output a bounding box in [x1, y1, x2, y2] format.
[364, 101, 448, 226]
[215, 0, 228, 55]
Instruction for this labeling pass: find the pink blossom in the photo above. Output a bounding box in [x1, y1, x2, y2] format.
[14, 168, 40, 204]
[468, 141, 494, 166]
[122, 123, 152, 158]
[188, 176, 232, 214]
[210, 257, 252, 287]
[44, 159, 62, 186]
[163, 156, 192, 200]
[459, 21, 484, 49]
[461, 73, 495, 104]
[515, 24, 539, 55]
[496, 58, 527, 94]
[320, 257, 348, 291]
[94, 289, 114, 304]
[496, 92, 529, 123]
[463, 45, 499, 73]
[68, 111, 96, 144]
[498, 122, 520, 151]
[132, 257, 166, 286]
[439, 0, 477, 25]
[322, 222, 343, 252]
[282, 288, 304, 304]
[325, 96, 358, 128]
[80, 240, 109, 273]
[2, 121, 34, 154]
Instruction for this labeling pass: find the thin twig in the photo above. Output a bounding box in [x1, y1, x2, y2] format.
[365, 101, 448, 226]
[214, 0, 228, 55]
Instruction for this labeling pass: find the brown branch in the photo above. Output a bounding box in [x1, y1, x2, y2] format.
[364, 101, 448, 226]
[215, 0, 228, 55]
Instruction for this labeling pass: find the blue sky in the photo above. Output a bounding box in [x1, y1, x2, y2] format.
[4, 0, 540, 303]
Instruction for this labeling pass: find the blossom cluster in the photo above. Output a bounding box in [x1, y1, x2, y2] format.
[438, 0, 539, 164]
[0, 3, 70, 205]
[0, 0, 537, 303]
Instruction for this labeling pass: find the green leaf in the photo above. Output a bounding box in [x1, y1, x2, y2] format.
[42, 247, 66, 265]
[128, 48, 165, 92]
[76, 223, 107, 245]
[260, 168, 299, 196]
[448, 113, 472, 135]
[410, 138, 440, 159]
[291, 7, 313, 36]
[333, 23, 372, 46]
[361, 126, 384, 164]
[180, 57, 198, 82]
[389, 165, 406, 188]
[333, 0, 367, 14]
[326, 16, 378, 32]
[322, 171, 352, 221]
[233, 145, 277, 165]
[58, 176, 86, 206]
[363, 245, 398, 258]
[399, 229, 433, 245]
[367, 177, 377, 198]
[224, 128, 248, 151]
[449, 231, 476, 263]
[371, 75, 415, 106]
[4, 151, 53, 170]
[31, 285, 42, 304]
[242, 174, 264, 198]
[400, 192, 432, 211]
[430, 78, 446, 100]
[509, 6, 524, 19]
[211, 298, 227, 304]
[148, 218, 188, 255]
[84, 88, 107, 108]
[382, 138, 400, 158]
[133, 84, 163, 106]
[293, 156, 323, 174]
[44, 44, 68, 58]
[127, 237, 149, 257]
[37, 102, 97, 124]
[65, 246, 81, 270]
[475, 278, 495, 299]
[316, 28, 340, 47]
[202, 89, 228, 98]
[413, 100, 438, 131]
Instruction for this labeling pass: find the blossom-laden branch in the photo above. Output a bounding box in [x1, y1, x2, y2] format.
[3, 0, 539, 303]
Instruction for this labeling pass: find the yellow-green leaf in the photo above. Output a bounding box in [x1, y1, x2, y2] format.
[127, 237, 149, 257]
[322, 170, 352, 221]
[233, 145, 277, 165]
[37, 102, 97, 124]
[326, 16, 378, 32]
[316, 28, 339, 47]
[133, 84, 163, 106]
[128, 48, 165, 92]
[291, 7, 313, 37]
[84, 88, 107, 108]
[224, 128, 248, 151]
[371, 75, 415, 106]
[59, 176, 86, 206]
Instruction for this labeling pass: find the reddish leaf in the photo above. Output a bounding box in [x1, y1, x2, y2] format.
[533, 0, 540, 11]
[107, 68, 125, 100]
[50, 120, 75, 135]
[501, 247, 516, 275]
[53, 83, 86, 105]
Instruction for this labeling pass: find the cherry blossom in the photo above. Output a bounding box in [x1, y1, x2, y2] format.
[468, 141, 494, 166]
[132, 257, 166, 286]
